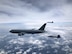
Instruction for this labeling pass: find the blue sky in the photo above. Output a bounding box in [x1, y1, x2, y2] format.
[0, 0, 72, 25]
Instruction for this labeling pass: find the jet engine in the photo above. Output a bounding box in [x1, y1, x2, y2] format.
[18, 32, 25, 36]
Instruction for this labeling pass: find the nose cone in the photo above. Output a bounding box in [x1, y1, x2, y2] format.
[9, 30, 12, 33]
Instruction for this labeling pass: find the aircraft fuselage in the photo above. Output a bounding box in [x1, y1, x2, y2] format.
[9, 22, 53, 36]
[10, 29, 45, 34]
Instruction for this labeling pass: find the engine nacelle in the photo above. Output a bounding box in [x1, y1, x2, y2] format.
[18, 32, 25, 36]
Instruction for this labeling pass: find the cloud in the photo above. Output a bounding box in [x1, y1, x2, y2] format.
[20, 0, 51, 11]
[0, 27, 72, 54]
[0, 0, 72, 24]
[67, 0, 72, 4]
[20, 0, 67, 11]
[0, 50, 7, 54]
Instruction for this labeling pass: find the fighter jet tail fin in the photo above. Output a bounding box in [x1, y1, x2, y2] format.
[39, 23, 46, 30]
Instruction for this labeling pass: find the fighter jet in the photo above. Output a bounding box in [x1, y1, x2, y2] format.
[10, 21, 53, 36]
[48, 35, 61, 38]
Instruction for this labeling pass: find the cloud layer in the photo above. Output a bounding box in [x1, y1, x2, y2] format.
[0, 27, 72, 54]
[0, 0, 72, 24]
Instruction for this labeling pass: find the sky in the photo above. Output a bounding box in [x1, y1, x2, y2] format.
[0, 1, 72, 53]
[0, 0, 72, 24]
